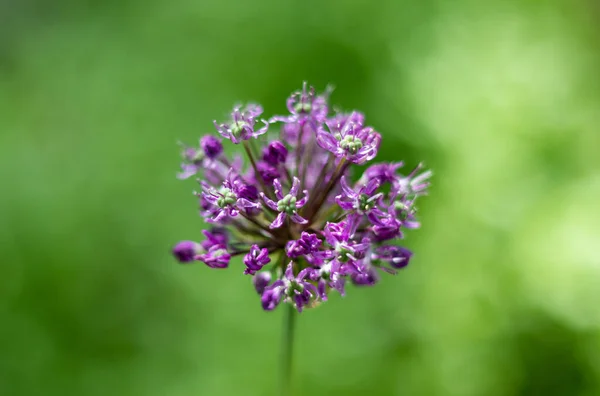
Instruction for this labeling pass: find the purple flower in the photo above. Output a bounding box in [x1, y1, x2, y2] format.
[200, 135, 223, 159]
[373, 245, 413, 269]
[395, 201, 421, 229]
[317, 111, 381, 164]
[350, 266, 379, 286]
[336, 176, 388, 226]
[392, 163, 433, 197]
[172, 83, 431, 312]
[255, 161, 280, 185]
[322, 220, 351, 241]
[200, 228, 229, 250]
[322, 221, 369, 265]
[195, 245, 230, 268]
[272, 83, 330, 125]
[285, 232, 322, 258]
[312, 261, 346, 300]
[238, 184, 259, 201]
[287, 83, 327, 120]
[243, 245, 271, 275]
[260, 177, 309, 229]
[201, 172, 261, 222]
[261, 284, 284, 311]
[263, 141, 288, 166]
[362, 162, 404, 185]
[177, 163, 201, 180]
[261, 263, 318, 312]
[176, 137, 227, 180]
[386, 191, 421, 230]
[173, 241, 203, 263]
[372, 218, 403, 241]
[329, 111, 365, 127]
[214, 104, 268, 144]
[253, 272, 272, 295]
[200, 184, 239, 222]
[176, 145, 204, 179]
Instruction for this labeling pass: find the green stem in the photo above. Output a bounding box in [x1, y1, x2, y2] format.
[280, 303, 296, 396]
[298, 155, 333, 218]
[238, 212, 285, 245]
[305, 158, 348, 222]
[243, 141, 275, 200]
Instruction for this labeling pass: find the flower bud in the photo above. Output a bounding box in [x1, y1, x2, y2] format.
[244, 245, 271, 275]
[263, 141, 288, 165]
[200, 135, 223, 159]
[252, 272, 272, 295]
[172, 241, 203, 263]
[350, 267, 379, 286]
[261, 286, 283, 311]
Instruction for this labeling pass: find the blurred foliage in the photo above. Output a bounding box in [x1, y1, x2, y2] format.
[1, 0, 599, 395]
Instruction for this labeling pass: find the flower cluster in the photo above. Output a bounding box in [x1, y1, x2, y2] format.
[172, 83, 431, 312]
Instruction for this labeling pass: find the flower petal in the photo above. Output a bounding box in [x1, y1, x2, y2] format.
[273, 179, 284, 200]
[296, 190, 309, 207]
[270, 212, 286, 229]
[260, 192, 278, 211]
[256, 119, 269, 136]
[318, 280, 328, 301]
[290, 212, 308, 224]
[340, 176, 356, 197]
[290, 177, 301, 196]
[335, 195, 354, 211]
[284, 262, 294, 279]
[316, 129, 338, 152]
[237, 198, 260, 209]
[363, 178, 381, 195]
[177, 164, 199, 180]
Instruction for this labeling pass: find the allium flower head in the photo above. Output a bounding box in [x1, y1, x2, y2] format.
[173, 83, 431, 312]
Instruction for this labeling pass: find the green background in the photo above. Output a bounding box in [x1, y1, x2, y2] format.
[1, 0, 599, 395]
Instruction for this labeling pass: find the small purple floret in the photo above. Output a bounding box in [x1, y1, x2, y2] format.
[214, 104, 268, 144]
[195, 245, 230, 269]
[286, 232, 322, 258]
[263, 141, 288, 166]
[374, 245, 413, 269]
[244, 245, 271, 275]
[260, 177, 309, 229]
[253, 272, 272, 295]
[200, 135, 223, 159]
[173, 241, 202, 263]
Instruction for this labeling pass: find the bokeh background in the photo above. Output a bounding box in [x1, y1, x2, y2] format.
[2, 0, 600, 395]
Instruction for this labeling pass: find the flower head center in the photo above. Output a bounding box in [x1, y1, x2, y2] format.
[395, 201, 417, 219]
[286, 279, 305, 297]
[211, 248, 228, 257]
[277, 194, 297, 214]
[335, 243, 354, 263]
[230, 120, 248, 137]
[320, 266, 332, 281]
[294, 101, 312, 114]
[217, 188, 237, 208]
[339, 135, 363, 154]
[358, 193, 373, 213]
